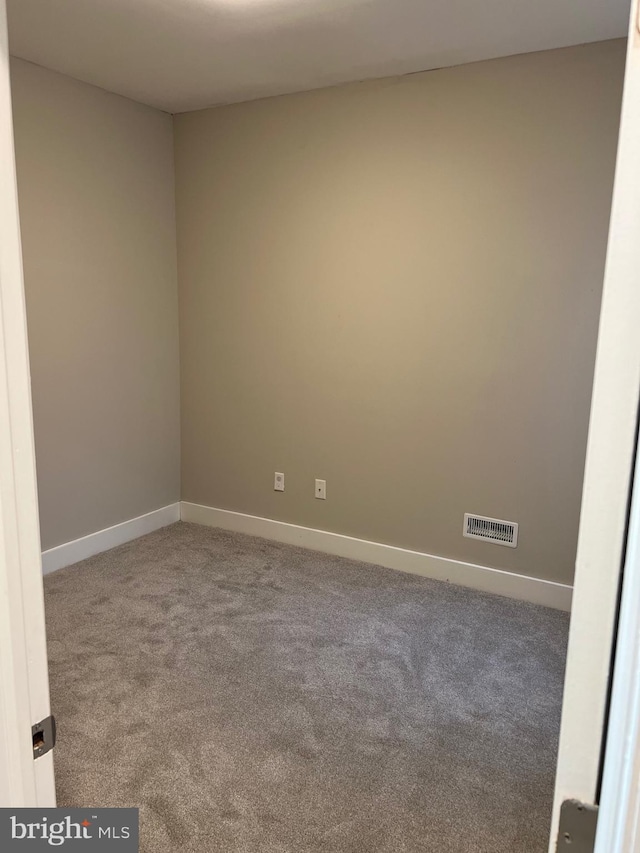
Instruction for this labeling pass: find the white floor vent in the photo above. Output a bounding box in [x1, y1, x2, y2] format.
[463, 513, 518, 548]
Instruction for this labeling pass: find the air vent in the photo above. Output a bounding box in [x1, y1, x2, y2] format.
[463, 513, 518, 548]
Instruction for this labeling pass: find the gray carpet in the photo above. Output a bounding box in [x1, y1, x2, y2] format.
[44, 522, 568, 852]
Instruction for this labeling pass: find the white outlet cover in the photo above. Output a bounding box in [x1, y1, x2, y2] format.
[274, 472, 285, 492]
[315, 479, 326, 500]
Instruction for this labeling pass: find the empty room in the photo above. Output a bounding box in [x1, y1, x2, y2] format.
[1, 0, 636, 850]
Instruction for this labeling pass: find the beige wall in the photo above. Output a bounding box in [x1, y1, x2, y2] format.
[174, 40, 625, 585]
[11, 59, 180, 551]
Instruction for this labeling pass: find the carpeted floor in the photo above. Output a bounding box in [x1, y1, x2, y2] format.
[44, 521, 568, 852]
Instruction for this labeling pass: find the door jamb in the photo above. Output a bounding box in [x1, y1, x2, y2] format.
[0, 0, 55, 807]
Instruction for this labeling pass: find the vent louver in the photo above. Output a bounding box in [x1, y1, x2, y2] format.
[463, 513, 518, 548]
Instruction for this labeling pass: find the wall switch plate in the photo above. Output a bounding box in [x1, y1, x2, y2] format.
[274, 472, 285, 492]
[315, 479, 326, 500]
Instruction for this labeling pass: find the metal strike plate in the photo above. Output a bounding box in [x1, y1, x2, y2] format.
[32, 715, 57, 759]
[557, 799, 598, 851]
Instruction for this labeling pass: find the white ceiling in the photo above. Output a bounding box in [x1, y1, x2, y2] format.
[7, 0, 631, 114]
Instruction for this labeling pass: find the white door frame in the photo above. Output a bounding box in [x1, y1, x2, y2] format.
[593, 8, 640, 842]
[595, 418, 640, 851]
[550, 0, 640, 847]
[0, 0, 55, 807]
[593, 6, 640, 850]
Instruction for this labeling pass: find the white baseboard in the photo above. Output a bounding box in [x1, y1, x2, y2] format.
[41, 503, 181, 575]
[181, 502, 572, 612]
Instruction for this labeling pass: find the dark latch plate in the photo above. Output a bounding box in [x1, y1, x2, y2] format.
[557, 799, 599, 851]
[32, 715, 56, 759]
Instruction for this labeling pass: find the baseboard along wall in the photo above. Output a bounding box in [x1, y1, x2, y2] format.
[41, 503, 181, 575]
[40, 499, 572, 610]
[180, 502, 573, 612]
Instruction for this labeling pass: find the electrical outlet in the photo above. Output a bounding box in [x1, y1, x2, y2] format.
[274, 472, 285, 492]
[315, 479, 326, 500]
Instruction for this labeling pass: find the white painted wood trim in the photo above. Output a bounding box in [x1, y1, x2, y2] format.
[181, 502, 572, 611]
[550, 1, 640, 847]
[0, 0, 55, 806]
[41, 503, 180, 574]
[593, 11, 640, 850]
[595, 413, 640, 852]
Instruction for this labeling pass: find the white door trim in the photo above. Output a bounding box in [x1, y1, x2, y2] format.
[549, 0, 640, 847]
[595, 423, 640, 852]
[0, 0, 55, 806]
[594, 12, 640, 848]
